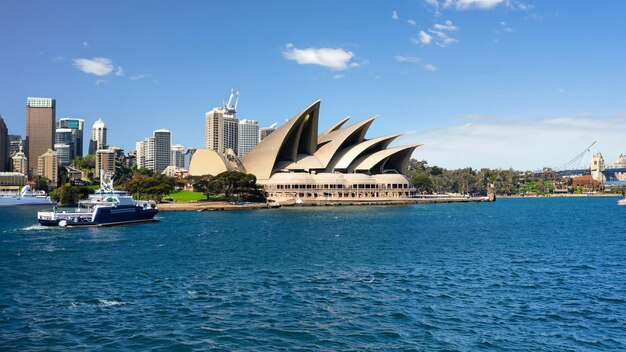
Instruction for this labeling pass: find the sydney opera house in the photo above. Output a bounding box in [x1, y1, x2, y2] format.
[189, 101, 420, 203]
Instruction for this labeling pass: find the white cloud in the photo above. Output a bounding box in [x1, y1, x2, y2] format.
[332, 74, 346, 79]
[407, 19, 417, 26]
[115, 66, 124, 76]
[395, 55, 438, 71]
[433, 19, 458, 31]
[392, 10, 399, 20]
[282, 43, 357, 71]
[452, 0, 504, 10]
[73, 57, 114, 76]
[95, 79, 106, 86]
[395, 55, 422, 64]
[399, 113, 626, 170]
[414, 31, 433, 45]
[415, 20, 458, 47]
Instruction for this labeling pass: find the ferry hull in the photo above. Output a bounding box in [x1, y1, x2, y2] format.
[38, 207, 158, 227]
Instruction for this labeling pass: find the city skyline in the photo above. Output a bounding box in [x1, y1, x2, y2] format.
[1, 1, 625, 170]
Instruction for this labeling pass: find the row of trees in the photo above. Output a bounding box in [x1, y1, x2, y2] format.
[189, 171, 266, 202]
[405, 159, 580, 196]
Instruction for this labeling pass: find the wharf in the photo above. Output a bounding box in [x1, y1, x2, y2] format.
[158, 196, 492, 211]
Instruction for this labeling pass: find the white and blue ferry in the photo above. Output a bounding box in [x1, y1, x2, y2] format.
[37, 171, 158, 227]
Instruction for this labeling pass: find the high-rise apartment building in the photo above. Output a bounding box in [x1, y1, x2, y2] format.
[259, 124, 277, 142]
[95, 149, 115, 175]
[153, 129, 171, 173]
[136, 137, 155, 171]
[171, 144, 185, 168]
[89, 119, 107, 154]
[26, 97, 56, 176]
[205, 107, 225, 152]
[57, 118, 84, 159]
[37, 148, 58, 184]
[0, 115, 8, 172]
[205, 89, 240, 154]
[237, 119, 258, 157]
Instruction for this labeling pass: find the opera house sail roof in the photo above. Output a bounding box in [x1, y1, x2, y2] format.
[189, 101, 422, 186]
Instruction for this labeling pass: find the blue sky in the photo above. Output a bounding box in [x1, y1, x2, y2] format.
[1, 0, 625, 170]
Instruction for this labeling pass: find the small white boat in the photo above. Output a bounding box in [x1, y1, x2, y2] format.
[618, 197, 626, 206]
[0, 186, 54, 207]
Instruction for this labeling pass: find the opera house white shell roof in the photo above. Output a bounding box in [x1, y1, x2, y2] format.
[189, 101, 422, 184]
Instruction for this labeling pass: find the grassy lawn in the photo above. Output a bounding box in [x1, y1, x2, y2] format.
[166, 191, 207, 202]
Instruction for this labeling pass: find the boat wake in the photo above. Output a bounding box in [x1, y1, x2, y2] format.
[21, 224, 54, 231]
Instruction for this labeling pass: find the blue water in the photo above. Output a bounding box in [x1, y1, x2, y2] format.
[1, 198, 626, 351]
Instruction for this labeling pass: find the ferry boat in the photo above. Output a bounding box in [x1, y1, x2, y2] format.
[37, 171, 158, 227]
[0, 186, 54, 207]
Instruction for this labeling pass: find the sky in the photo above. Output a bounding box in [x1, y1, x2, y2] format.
[1, 0, 625, 170]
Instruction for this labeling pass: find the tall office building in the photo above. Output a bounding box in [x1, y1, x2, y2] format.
[0, 115, 8, 171]
[26, 97, 56, 176]
[89, 119, 107, 154]
[237, 120, 258, 157]
[153, 129, 171, 173]
[171, 144, 185, 168]
[259, 124, 277, 142]
[57, 118, 84, 159]
[37, 148, 58, 185]
[95, 149, 115, 175]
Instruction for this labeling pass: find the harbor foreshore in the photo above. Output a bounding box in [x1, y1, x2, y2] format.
[158, 196, 493, 211]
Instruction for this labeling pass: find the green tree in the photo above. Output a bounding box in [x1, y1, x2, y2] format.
[195, 171, 266, 202]
[411, 172, 433, 193]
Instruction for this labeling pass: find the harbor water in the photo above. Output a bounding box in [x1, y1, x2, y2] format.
[1, 198, 625, 350]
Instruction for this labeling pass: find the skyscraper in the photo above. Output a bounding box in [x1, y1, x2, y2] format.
[136, 136, 155, 171]
[237, 119, 258, 157]
[171, 144, 185, 168]
[89, 119, 107, 154]
[0, 115, 8, 171]
[205, 89, 240, 154]
[205, 107, 224, 152]
[57, 118, 84, 159]
[153, 129, 171, 173]
[53, 143, 71, 166]
[26, 97, 56, 176]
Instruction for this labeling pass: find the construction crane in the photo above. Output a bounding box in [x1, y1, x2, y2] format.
[556, 141, 596, 171]
[224, 88, 239, 113]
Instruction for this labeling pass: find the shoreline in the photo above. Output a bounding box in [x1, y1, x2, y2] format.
[157, 196, 492, 211]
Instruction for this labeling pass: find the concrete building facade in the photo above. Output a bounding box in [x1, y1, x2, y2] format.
[53, 143, 71, 166]
[37, 148, 58, 184]
[11, 144, 28, 175]
[153, 129, 171, 173]
[95, 149, 115, 175]
[171, 144, 185, 168]
[26, 97, 55, 176]
[237, 119, 258, 157]
[258, 125, 276, 142]
[89, 119, 107, 154]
